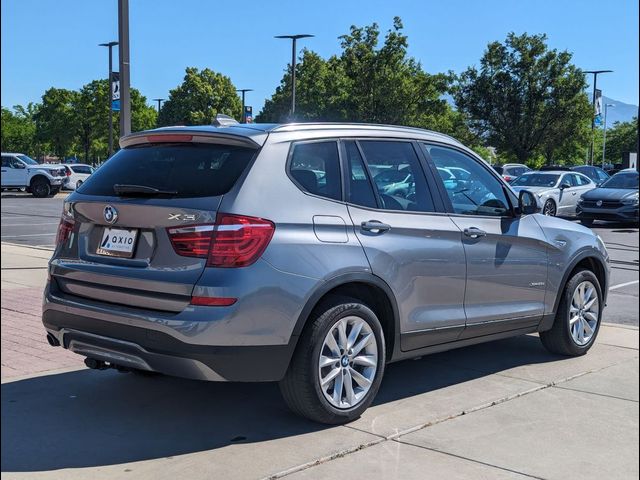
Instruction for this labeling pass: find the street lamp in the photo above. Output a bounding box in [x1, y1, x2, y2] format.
[602, 103, 615, 169]
[152, 98, 164, 113]
[99, 41, 118, 158]
[274, 34, 314, 119]
[584, 70, 613, 165]
[236, 89, 253, 123]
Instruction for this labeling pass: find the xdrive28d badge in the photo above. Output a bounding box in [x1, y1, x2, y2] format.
[44, 121, 610, 425]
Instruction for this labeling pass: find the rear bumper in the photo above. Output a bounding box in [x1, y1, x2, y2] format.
[577, 204, 639, 222]
[43, 309, 297, 382]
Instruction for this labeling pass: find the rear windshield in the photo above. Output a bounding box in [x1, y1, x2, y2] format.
[77, 143, 256, 198]
[511, 173, 560, 187]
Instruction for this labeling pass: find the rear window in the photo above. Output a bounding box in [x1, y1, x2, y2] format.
[77, 143, 256, 198]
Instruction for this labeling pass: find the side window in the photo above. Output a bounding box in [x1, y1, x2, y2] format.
[9, 157, 23, 168]
[424, 144, 511, 217]
[289, 141, 342, 201]
[576, 174, 591, 186]
[358, 141, 435, 212]
[567, 174, 581, 187]
[1, 156, 10, 168]
[598, 170, 609, 182]
[344, 141, 377, 208]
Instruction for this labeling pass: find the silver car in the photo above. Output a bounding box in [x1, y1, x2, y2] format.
[511, 171, 596, 217]
[43, 122, 610, 424]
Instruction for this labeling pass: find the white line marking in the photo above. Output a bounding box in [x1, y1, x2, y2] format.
[0, 233, 56, 238]
[1, 223, 59, 227]
[610, 280, 640, 291]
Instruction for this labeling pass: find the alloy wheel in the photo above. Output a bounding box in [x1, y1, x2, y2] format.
[318, 316, 378, 409]
[543, 200, 556, 216]
[569, 281, 599, 346]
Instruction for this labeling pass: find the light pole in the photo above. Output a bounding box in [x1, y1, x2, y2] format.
[584, 70, 613, 165]
[274, 34, 314, 119]
[236, 89, 253, 123]
[99, 41, 118, 158]
[152, 98, 164, 113]
[118, 0, 131, 136]
[602, 103, 615, 169]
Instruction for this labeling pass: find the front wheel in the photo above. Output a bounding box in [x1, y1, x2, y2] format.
[543, 199, 557, 216]
[279, 297, 386, 424]
[30, 178, 51, 198]
[540, 269, 603, 356]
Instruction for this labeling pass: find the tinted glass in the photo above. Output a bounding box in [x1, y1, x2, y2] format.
[425, 145, 511, 216]
[511, 173, 560, 187]
[344, 141, 377, 208]
[601, 172, 639, 189]
[289, 141, 342, 201]
[78, 143, 256, 198]
[508, 166, 527, 177]
[72, 165, 92, 174]
[1, 156, 10, 168]
[575, 174, 591, 186]
[359, 141, 434, 212]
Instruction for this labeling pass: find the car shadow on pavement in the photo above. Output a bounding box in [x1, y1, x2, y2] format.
[2, 334, 561, 472]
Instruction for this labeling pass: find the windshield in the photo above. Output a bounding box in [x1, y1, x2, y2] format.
[600, 172, 639, 189]
[17, 155, 38, 165]
[511, 173, 560, 187]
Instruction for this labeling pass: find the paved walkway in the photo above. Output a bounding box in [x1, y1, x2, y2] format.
[1, 242, 638, 479]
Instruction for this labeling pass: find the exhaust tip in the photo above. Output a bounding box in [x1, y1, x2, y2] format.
[84, 358, 107, 370]
[46, 333, 60, 347]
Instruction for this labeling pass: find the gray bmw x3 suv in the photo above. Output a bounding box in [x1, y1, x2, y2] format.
[43, 122, 610, 424]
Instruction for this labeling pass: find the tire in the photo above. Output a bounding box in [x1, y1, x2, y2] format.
[542, 199, 557, 216]
[279, 296, 386, 424]
[76, 180, 83, 189]
[540, 269, 603, 356]
[580, 218, 594, 227]
[30, 178, 51, 198]
[49, 187, 60, 197]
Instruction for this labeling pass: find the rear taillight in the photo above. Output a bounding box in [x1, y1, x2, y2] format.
[503, 175, 512, 182]
[167, 213, 275, 268]
[56, 218, 75, 245]
[65, 168, 71, 176]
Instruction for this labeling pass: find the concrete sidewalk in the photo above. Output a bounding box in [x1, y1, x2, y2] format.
[1, 242, 638, 479]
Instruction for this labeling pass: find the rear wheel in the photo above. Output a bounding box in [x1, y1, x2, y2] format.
[76, 180, 83, 189]
[543, 199, 557, 216]
[580, 218, 594, 227]
[30, 178, 51, 198]
[279, 297, 385, 424]
[540, 269, 602, 356]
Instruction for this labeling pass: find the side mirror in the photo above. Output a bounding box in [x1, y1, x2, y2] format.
[518, 190, 540, 215]
[559, 182, 571, 190]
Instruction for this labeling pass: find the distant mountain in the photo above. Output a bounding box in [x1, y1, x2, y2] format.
[602, 96, 638, 126]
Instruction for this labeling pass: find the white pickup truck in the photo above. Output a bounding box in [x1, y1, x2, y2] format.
[1, 153, 68, 197]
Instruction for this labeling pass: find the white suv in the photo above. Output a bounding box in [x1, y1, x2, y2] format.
[1, 153, 68, 197]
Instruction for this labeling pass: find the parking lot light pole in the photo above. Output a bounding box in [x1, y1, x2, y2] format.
[99, 41, 118, 159]
[236, 89, 253, 123]
[602, 103, 615, 169]
[274, 34, 314, 120]
[584, 70, 613, 165]
[118, 0, 131, 136]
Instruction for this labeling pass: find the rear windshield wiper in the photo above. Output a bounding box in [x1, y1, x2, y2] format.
[113, 184, 178, 196]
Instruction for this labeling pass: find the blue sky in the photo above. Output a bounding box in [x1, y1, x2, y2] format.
[2, 0, 638, 114]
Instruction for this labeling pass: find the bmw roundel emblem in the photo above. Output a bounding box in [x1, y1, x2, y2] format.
[103, 205, 118, 224]
[596, 200, 603, 207]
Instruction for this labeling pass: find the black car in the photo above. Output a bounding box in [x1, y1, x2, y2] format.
[577, 170, 639, 226]
[572, 165, 610, 186]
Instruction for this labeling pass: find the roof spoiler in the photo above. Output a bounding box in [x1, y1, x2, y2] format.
[212, 114, 239, 127]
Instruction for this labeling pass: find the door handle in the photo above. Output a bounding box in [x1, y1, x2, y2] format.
[463, 227, 486, 239]
[361, 220, 391, 233]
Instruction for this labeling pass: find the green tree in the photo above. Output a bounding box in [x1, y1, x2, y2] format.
[158, 67, 241, 126]
[603, 117, 638, 165]
[454, 33, 590, 165]
[1, 103, 43, 155]
[258, 17, 460, 139]
[34, 88, 78, 158]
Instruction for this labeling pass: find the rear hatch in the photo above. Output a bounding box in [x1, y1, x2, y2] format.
[51, 137, 259, 312]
